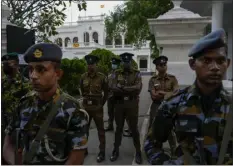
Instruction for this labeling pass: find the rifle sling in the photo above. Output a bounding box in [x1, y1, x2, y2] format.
[23, 94, 64, 164]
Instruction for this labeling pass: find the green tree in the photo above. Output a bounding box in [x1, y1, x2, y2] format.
[2, 0, 87, 42]
[105, 0, 173, 59]
[88, 48, 117, 75]
[60, 58, 86, 96]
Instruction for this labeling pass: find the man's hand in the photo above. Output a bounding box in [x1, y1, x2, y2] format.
[158, 90, 166, 95]
[151, 90, 165, 100]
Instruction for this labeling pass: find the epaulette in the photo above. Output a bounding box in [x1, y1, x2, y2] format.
[165, 86, 190, 101]
[167, 73, 176, 78]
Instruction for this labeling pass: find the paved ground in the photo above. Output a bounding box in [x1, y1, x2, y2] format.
[84, 76, 152, 165]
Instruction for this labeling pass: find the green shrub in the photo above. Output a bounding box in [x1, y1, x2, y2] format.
[59, 58, 86, 96]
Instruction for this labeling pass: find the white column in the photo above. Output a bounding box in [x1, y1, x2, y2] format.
[211, 1, 223, 31]
[147, 54, 151, 72]
[122, 35, 125, 48]
[62, 39, 65, 50]
[112, 38, 115, 48]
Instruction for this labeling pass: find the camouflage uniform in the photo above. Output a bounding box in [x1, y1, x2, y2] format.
[2, 72, 30, 124]
[5, 88, 89, 165]
[144, 83, 232, 164]
[80, 71, 108, 152]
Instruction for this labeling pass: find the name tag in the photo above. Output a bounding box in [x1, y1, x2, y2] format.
[87, 100, 92, 105]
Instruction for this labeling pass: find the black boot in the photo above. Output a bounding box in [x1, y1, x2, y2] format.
[85, 149, 88, 157]
[110, 149, 119, 162]
[96, 151, 105, 163]
[135, 151, 142, 164]
[104, 124, 114, 131]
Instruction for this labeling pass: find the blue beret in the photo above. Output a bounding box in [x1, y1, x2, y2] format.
[188, 28, 227, 58]
[153, 55, 168, 65]
[119, 52, 134, 62]
[24, 43, 62, 63]
[85, 54, 99, 65]
[2, 52, 19, 61]
[111, 57, 121, 64]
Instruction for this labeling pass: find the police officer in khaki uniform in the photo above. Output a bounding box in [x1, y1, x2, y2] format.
[105, 57, 121, 131]
[148, 55, 178, 155]
[109, 52, 142, 164]
[80, 54, 108, 162]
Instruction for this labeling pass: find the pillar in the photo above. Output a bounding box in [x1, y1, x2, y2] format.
[112, 38, 115, 48]
[147, 54, 151, 72]
[122, 35, 125, 48]
[211, 1, 223, 31]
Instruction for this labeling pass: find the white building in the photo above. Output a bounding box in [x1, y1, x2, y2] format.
[50, 15, 152, 72]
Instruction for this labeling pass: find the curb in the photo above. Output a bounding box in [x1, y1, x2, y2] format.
[132, 102, 152, 165]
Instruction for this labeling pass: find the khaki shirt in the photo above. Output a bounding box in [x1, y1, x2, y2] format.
[80, 72, 108, 109]
[148, 73, 179, 100]
[110, 68, 142, 97]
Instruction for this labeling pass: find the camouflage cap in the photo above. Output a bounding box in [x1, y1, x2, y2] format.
[24, 43, 62, 63]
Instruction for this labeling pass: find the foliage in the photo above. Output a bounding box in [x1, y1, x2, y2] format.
[88, 48, 117, 75]
[2, 0, 87, 42]
[88, 48, 139, 75]
[59, 58, 86, 96]
[104, 0, 173, 59]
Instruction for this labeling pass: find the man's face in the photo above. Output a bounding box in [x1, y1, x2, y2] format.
[2, 60, 18, 75]
[123, 61, 131, 69]
[28, 61, 62, 92]
[156, 63, 167, 73]
[189, 47, 230, 86]
[87, 63, 96, 72]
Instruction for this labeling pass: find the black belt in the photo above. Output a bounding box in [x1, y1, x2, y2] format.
[114, 96, 137, 101]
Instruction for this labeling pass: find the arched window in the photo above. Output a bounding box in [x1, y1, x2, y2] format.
[55, 38, 62, 47]
[92, 32, 99, 43]
[83, 32, 90, 43]
[65, 37, 71, 47]
[73, 37, 79, 43]
[105, 36, 112, 45]
[115, 35, 122, 45]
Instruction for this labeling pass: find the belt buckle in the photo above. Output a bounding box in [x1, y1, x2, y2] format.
[124, 96, 129, 100]
[87, 100, 92, 105]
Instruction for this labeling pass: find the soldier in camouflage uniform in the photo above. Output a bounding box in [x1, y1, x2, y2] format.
[80, 54, 108, 162]
[105, 57, 121, 131]
[148, 55, 179, 154]
[109, 52, 142, 164]
[3, 43, 89, 165]
[1, 53, 31, 128]
[144, 29, 233, 165]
